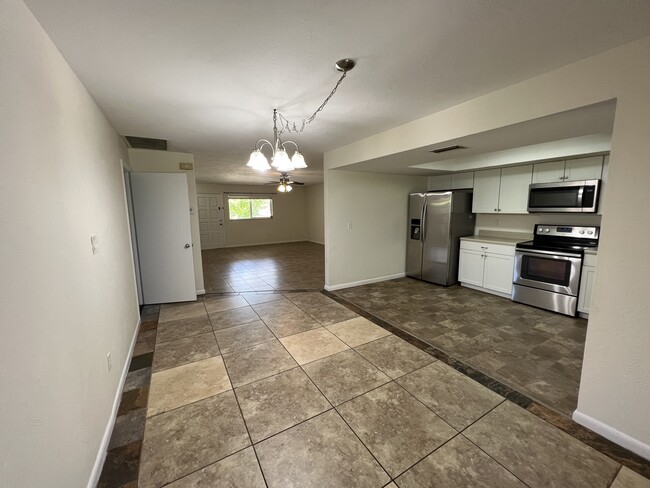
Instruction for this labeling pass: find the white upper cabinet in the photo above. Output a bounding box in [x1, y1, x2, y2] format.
[451, 172, 474, 189]
[472, 168, 501, 213]
[427, 172, 474, 191]
[564, 156, 604, 181]
[498, 165, 533, 213]
[472, 166, 531, 214]
[427, 174, 452, 191]
[532, 156, 604, 183]
[532, 160, 566, 183]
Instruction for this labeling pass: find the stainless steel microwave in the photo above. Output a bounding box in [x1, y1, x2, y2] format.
[528, 179, 600, 213]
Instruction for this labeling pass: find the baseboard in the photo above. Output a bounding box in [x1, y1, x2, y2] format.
[87, 316, 141, 488]
[572, 410, 650, 461]
[460, 283, 512, 300]
[196, 289, 206, 295]
[225, 239, 307, 248]
[307, 240, 324, 245]
[325, 273, 406, 291]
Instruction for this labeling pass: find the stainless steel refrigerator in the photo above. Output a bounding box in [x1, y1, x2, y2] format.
[406, 191, 475, 285]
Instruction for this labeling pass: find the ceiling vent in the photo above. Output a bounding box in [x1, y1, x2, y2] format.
[430, 144, 466, 154]
[124, 136, 167, 151]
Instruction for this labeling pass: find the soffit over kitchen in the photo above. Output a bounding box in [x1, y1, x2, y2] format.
[336, 100, 616, 176]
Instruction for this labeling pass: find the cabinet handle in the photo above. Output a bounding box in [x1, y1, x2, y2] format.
[494, 208, 497, 212]
[481, 246, 488, 250]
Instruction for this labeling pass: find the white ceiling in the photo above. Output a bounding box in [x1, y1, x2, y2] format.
[25, 0, 650, 185]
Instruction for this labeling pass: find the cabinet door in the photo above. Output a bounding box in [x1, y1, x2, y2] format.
[564, 156, 603, 181]
[472, 169, 501, 213]
[458, 249, 484, 286]
[577, 266, 596, 314]
[497, 165, 532, 214]
[532, 160, 566, 183]
[483, 254, 515, 295]
[428, 175, 452, 191]
[451, 172, 474, 189]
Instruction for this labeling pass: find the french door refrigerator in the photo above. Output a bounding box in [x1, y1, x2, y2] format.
[407, 191, 475, 285]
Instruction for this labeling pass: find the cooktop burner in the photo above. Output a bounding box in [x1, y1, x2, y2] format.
[516, 224, 600, 255]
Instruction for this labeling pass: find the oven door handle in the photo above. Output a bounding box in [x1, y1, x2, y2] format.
[515, 248, 582, 259]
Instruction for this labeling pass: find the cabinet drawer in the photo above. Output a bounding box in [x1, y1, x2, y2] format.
[460, 240, 515, 256]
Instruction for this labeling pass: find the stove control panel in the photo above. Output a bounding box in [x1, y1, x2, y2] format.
[534, 225, 599, 240]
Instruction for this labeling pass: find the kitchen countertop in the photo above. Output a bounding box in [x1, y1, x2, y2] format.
[584, 248, 598, 255]
[460, 231, 532, 247]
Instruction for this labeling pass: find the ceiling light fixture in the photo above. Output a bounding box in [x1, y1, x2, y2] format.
[247, 58, 355, 179]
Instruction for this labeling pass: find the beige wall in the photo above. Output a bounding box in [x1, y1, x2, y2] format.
[324, 171, 427, 289]
[306, 184, 325, 244]
[196, 183, 309, 247]
[475, 213, 602, 236]
[128, 149, 205, 293]
[0, 1, 140, 486]
[324, 36, 650, 458]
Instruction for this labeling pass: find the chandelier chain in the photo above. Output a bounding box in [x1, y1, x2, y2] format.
[277, 69, 348, 135]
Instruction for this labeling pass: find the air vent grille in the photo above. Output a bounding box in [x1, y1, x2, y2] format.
[430, 144, 466, 154]
[124, 136, 167, 150]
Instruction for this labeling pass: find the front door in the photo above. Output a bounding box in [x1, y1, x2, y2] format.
[130, 173, 197, 304]
[198, 193, 225, 249]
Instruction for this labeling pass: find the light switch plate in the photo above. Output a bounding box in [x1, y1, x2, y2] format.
[91, 235, 99, 254]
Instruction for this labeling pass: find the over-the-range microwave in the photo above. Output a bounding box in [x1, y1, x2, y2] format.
[528, 179, 600, 213]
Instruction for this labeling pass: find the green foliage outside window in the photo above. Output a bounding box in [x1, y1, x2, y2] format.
[228, 197, 272, 220]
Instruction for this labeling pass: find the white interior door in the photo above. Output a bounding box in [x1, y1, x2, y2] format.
[198, 193, 225, 249]
[131, 173, 197, 304]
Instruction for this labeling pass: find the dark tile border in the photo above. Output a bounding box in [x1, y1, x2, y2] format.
[323, 289, 650, 479]
[100, 308, 159, 488]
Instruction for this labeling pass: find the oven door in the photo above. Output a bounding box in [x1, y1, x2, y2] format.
[514, 249, 582, 296]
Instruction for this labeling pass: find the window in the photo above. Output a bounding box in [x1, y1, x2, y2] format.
[228, 196, 273, 220]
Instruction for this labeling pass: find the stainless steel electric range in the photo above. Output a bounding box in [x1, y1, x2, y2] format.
[512, 224, 599, 316]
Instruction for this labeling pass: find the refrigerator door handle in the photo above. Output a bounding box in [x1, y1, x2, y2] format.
[421, 199, 427, 243]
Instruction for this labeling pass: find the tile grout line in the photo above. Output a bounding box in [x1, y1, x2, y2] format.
[325, 289, 650, 480]
[296, 357, 394, 483]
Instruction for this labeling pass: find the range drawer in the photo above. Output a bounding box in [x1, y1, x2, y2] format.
[460, 240, 516, 257]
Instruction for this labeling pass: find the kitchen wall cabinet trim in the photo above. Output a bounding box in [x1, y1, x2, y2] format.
[459, 240, 515, 299]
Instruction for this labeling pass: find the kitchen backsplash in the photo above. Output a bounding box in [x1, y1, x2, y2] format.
[475, 213, 602, 235]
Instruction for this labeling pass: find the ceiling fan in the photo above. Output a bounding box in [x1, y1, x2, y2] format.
[266, 172, 304, 193]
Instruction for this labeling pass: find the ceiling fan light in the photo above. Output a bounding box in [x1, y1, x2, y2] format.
[291, 151, 307, 169]
[285, 184, 293, 192]
[278, 183, 286, 193]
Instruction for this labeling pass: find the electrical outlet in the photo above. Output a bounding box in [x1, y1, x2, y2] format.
[106, 352, 112, 372]
[91, 235, 99, 254]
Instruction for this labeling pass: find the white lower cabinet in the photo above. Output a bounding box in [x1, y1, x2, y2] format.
[458, 240, 515, 298]
[577, 253, 597, 317]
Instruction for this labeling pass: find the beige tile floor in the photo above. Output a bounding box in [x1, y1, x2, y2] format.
[201, 241, 324, 293]
[137, 292, 650, 488]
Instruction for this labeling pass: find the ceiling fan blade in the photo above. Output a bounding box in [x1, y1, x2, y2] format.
[288, 181, 304, 185]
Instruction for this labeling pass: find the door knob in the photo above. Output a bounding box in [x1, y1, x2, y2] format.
[184, 243, 191, 249]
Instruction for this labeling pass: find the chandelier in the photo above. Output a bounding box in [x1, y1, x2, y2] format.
[246, 59, 355, 183]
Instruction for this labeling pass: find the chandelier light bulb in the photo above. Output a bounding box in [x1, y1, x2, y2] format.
[247, 149, 270, 170]
[273, 149, 295, 172]
[291, 151, 307, 169]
